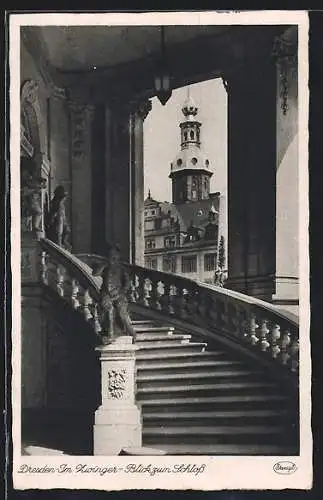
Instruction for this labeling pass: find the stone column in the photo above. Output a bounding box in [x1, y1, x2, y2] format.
[272, 29, 299, 311]
[104, 98, 151, 264]
[225, 61, 277, 301]
[69, 102, 94, 253]
[130, 99, 152, 265]
[93, 336, 141, 455]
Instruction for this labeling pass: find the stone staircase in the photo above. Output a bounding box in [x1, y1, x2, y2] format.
[133, 319, 299, 456]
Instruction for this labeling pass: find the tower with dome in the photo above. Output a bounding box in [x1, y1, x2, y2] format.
[169, 94, 213, 203]
[144, 92, 225, 284]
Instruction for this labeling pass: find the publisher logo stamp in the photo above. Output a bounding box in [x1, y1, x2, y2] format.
[273, 461, 297, 475]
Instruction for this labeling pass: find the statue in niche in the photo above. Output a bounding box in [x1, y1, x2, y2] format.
[92, 244, 135, 344]
[45, 185, 71, 249]
[20, 157, 44, 233]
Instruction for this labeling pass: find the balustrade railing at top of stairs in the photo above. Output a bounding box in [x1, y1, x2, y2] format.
[38, 239, 299, 386]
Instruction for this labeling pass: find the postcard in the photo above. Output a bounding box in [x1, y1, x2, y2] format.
[9, 9, 311, 491]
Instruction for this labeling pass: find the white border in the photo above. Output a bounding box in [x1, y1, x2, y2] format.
[10, 10, 312, 491]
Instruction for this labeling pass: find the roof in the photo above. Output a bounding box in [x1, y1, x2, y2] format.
[160, 196, 220, 232]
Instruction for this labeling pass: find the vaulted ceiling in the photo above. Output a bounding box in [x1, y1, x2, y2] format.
[21, 24, 291, 103]
[35, 25, 230, 72]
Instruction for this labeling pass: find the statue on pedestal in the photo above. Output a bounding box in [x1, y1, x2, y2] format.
[45, 185, 71, 249]
[92, 245, 135, 344]
[21, 157, 44, 235]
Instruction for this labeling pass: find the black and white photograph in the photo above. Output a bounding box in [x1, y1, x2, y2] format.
[10, 10, 311, 491]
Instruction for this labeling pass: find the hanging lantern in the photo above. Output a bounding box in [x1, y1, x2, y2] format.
[154, 27, 172, 106]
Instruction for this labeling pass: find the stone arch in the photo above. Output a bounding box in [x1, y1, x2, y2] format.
[20, 80, 42, 167]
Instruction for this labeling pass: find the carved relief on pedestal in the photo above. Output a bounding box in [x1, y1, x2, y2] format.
[107, 368, 127, 399]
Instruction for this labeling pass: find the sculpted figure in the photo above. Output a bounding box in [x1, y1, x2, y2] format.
[21, 158, 43, 233]
[45, 185, 70, 248]
[92, 245, 135, 344]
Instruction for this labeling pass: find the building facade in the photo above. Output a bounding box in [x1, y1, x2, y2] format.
[144, 96, 225, 284]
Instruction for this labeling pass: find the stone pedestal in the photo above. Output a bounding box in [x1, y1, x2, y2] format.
[93, 336, 142, 455]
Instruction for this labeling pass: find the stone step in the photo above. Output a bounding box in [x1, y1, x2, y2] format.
[136, 351, 225, 362]
[132, 320, 157, 325]
[139, 394, 288, 412]
[143, 425, 292, 446]
[142, 409, 293, 427]
[136, 370, 262, 383]
[136, 359, 244, 373]
[143, 425, 286, 437]
[135, 337, 191, 346]
[136, 341, 206, 353]
[142, 443, 298, 456]
[135, 333, 192, 342]
[134, 326, 175, 333]
[137, 381, 276, 397]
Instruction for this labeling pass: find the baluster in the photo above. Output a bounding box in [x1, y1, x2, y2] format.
[82, 289, 93, 322]
[245, 313, 259, 345]
[270, 324, 281, 359]
[280, 330, 291, 365]
[91, 303, 102, 335]
[40, 251, 48, 284]
[56, 265, 65, 297]
[163, 283, 174, 314]
[70, 278, 80, 310]
[176, 287, 187, 318]
[139, 277, 150, 307]
[208, 297, 219, 325]
[187, 288, 199, 317]
[238, 308, 247, 339]
[259, 319, 270, 352]
[197, 291, 207, 319]
[128, 274, 137, 303]
[228, 303, 239, 336]
[290, 337, 299, 372]
[150, 279, 162, 310]
[218, 299, 229, 329]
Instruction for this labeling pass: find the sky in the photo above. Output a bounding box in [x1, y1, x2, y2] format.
[143, 78, 228, 204]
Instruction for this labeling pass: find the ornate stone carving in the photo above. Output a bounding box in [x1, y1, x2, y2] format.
[69, 103, 94, 159]
[107, 369, 127, 399]
[134, 99, 152, 121]
[21, 79, 39, 105]
[272, 31, 297, 115]
[45, 185, 71, 248]
[20, 157, 46, 234]
[92, 245, 135, 344]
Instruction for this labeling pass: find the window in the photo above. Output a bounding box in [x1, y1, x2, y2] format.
[184, 131, 188, 141]
[145, 220, 154, 230]
[164, 236, 176, 248]
[151, 210, 155, 215]
[191, 157, 197, 165]
[181, 255, 197, 273]
[144, 211, 148, 216]
[145, 238, 156, 249]
[145, 257, 158, 270]
[204, 253, 217, 271]
[190, 130, 195, 140]
[177, 159, 182, 166]
[163, 255, 177, 273]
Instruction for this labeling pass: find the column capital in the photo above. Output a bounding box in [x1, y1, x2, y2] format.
[68, 102, 95, 160]
[132, 99, 152, 121]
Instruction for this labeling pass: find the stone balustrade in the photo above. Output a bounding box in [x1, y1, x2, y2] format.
[125, 264, 299, 375]
[40, 242, 299, 378]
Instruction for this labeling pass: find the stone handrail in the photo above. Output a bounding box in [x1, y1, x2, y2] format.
[39, 244, 299, 382]
[39, 239, 102, 336]
[77, 253, 299, 382]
